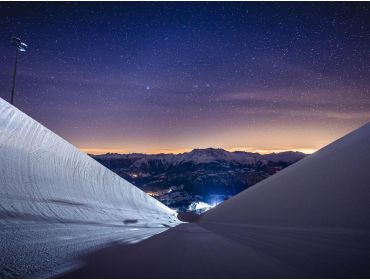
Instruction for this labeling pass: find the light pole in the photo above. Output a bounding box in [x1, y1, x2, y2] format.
[10, 36, 27, 105]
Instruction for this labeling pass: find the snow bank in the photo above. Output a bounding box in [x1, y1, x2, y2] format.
[201, 121, 370, 230]
[63, 120, 370, 278]
[61, 121, 370, 279]
[0, 97, 178, 228]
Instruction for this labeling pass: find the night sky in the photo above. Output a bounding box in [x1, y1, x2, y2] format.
[1, 2, 370, 154]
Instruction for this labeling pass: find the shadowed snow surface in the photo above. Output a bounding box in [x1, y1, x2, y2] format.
[201, 121, 370, 230]
[1, 97, 370, 278]
[0, 98, 179, 278]
[65, 121, 370, 278]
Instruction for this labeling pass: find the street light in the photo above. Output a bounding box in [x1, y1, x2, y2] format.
[10, 36, 27, 105]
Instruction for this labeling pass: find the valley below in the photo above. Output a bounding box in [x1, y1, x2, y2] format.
[92, 148, 306, 212]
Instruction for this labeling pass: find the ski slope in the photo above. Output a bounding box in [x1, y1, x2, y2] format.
[65, 122, 370, 278]
[1, 95, 370, 278]
[0, 98, 179, 277]
[201, 121, 370, 229]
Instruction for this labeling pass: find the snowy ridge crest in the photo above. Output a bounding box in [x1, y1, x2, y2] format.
[0, 98, 179, 228]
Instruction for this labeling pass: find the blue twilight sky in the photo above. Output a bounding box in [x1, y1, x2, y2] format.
[0, 2, 369, 154]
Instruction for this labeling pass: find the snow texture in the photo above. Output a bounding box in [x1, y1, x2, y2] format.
[0, 98, 179, 277]
[65, 121, 370, 278]
[2, 95, 370, 278]
[201, 122, 370, 230]
[95, 148, 304, 166]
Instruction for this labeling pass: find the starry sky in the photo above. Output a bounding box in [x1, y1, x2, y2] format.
[1, 2, 370, 155]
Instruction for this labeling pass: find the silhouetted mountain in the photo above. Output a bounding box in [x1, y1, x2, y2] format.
[92, 149, 306, 211]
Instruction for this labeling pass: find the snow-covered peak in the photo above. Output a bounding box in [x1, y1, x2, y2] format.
[263, 151, 307, 163]
[95, 148, 306, 167]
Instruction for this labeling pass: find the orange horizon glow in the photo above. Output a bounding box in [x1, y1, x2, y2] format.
[80, 146, 318, 155]
[74, 120, 370, 157]
[69, 112, 369, 158]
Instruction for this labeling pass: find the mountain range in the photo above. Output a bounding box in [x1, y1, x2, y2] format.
[92, 148, 306, 211]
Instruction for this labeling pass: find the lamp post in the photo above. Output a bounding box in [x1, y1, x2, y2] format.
[10, 36, 27, 105]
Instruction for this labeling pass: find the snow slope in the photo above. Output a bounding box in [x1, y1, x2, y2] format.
[65, 122, 370, 278]
[201, 122, 370, 230]
[196, 121, 370, 277]
[0, 98, 179, 277]
[2, 94, 369, 278]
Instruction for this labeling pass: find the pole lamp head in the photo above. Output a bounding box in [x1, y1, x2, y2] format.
[11, 36, 27, 52]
